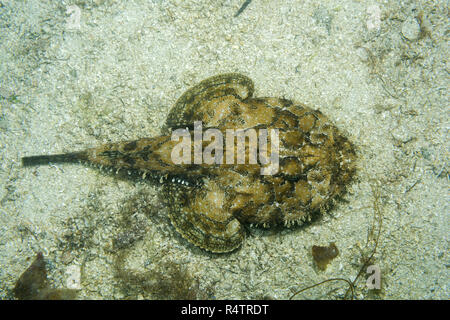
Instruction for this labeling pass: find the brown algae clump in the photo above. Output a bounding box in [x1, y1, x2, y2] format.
[312, 242, 340, 270]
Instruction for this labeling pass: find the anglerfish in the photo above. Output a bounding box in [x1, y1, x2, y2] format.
[22, 73, 356, 253]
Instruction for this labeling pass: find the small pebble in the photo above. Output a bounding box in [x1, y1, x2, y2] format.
[402, 17, 421, 41]
[391, 125, 413, 143]
[366, 5, 381, 32]
[65, 265, 81, 290]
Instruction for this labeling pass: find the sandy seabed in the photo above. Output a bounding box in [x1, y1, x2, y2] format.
[0, 0, 448, 299]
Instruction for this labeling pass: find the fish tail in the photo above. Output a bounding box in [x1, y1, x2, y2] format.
[21, 152, 87, 167]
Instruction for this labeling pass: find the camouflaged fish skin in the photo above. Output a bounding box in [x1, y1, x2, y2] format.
[22, 73, 356, 253]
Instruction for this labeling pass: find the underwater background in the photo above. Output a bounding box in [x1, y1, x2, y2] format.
[0, 0, 448, 299]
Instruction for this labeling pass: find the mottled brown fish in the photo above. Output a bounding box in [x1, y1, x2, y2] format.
[22, 73, 356, 253]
